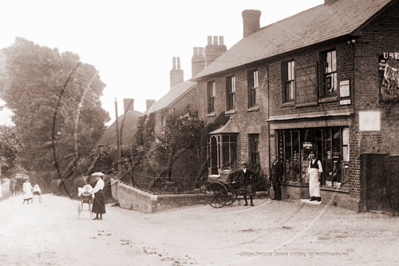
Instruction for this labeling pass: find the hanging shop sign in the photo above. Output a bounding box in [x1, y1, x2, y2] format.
[382, 52, 399, 60]
[303, 142, 312, 149]
[379, 54, 399, 100]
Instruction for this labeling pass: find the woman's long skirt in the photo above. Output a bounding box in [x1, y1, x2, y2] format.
[92, 190, 106, 214]
[308, 168, 320, 197]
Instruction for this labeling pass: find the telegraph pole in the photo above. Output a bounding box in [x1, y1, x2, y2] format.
[114, 98, 121, 175]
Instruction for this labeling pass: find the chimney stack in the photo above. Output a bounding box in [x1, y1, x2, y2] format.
[170, 56, 184, 89]
[123, 98, 134, 114]
[205, 36, 227, 67]
[192, 47, 205, 78]
[219, 36, 224, 45]
[146, 99, 156, 110]
[324, 0, 338, 4]
[242, 10, 261, 38]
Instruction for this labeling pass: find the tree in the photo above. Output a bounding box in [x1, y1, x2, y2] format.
[155, 113, 204, 178]
[0, 125, 23, 174]
[0, 38, 110, 173]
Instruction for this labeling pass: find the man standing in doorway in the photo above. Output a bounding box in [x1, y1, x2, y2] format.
[271, 155, 283, 200]
[308, 151, 322, 202]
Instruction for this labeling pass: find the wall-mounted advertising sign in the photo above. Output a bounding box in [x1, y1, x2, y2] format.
[340, 80, 350, 98]
[359, 111, 380, 131]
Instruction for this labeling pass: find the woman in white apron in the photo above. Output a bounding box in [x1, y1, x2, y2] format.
[308, 152, 322, 202]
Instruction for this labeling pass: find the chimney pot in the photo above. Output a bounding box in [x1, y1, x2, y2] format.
[213, 36, 218, 45]
[199, 47, 204, 56]
[219, 36, 224, 45]
[207, 36, 212, 45]
[177, 57, 181, 69]
[146, 99, 156, 110]
[193, 47, 197, 56]
[123, 98, 134, 114]
[242, 10, 261, 38]
[173, 57, 176, 69]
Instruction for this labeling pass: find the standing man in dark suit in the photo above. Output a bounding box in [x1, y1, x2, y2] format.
[271, 155, 283, 200]
[238, 161, 256, 206]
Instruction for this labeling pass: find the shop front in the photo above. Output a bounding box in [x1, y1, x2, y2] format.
[269, 113, 356, 209]
[276, 127, 350, 189]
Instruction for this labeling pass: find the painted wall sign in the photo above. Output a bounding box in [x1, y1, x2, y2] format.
[340, 99, 351, 105]
[359, 111, 380, 131]
[339, 80, 350, 97]
[383, 52, 399, 60]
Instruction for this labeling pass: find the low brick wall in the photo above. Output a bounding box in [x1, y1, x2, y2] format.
[282, 183, 358, 211]
[0, 180, 12, 202]
[111, 179, 206, 213]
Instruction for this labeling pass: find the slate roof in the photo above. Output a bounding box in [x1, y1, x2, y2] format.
[97, 110, 143, 147]
[192, 0, 393, 80]
[142, 81, 197, 116]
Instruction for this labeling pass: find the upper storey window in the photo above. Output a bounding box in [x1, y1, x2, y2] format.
[248, 70, 259, 108]
[324, 50, 337, 96]
[226, 76, 236, 111]
[207, 81, 216, 113]
[283, 61, 295, 102]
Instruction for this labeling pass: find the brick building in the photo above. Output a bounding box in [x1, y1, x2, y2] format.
[192, 0, 399, 212]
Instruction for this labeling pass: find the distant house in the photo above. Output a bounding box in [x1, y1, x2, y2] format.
[96, 98, 143, 148]
[191, 0, 399, 212]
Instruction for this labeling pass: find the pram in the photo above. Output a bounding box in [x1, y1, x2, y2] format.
[32, 185, 42, 204]
[77, 184, 94, 219]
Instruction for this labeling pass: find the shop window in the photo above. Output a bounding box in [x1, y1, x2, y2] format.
[277, 127, 349, 187]
[207, 81, 216, 113]
[282, 60, 295, 102]
[249, 134, 259, 166]
[226, 76, 236, 110]
[247, 69, 259, 108]
[323, 50, 338, 97]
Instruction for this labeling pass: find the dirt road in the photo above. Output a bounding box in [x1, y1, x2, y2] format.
[0, 194, 398, 266]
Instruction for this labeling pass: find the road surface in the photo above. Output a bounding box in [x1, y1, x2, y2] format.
[0, 194, 398, 265]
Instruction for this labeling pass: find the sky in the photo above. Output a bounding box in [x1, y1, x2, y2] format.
[0, 0, 324, 126]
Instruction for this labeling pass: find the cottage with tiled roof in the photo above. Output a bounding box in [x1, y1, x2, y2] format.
[191, 0, 399, 213]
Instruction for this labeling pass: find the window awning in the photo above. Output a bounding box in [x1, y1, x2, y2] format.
[210, 117, 239, 135]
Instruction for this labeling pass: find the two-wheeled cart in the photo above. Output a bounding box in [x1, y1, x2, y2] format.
[205, 168, 251, 208]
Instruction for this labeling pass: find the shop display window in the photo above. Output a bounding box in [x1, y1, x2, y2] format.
[276, 127, 349, 188]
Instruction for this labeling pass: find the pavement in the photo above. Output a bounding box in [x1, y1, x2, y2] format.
[0, 194, 398, 266]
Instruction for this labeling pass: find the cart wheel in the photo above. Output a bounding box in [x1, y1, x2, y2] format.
[224, 191, 237, 206]
[205, 183, 228, 208]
